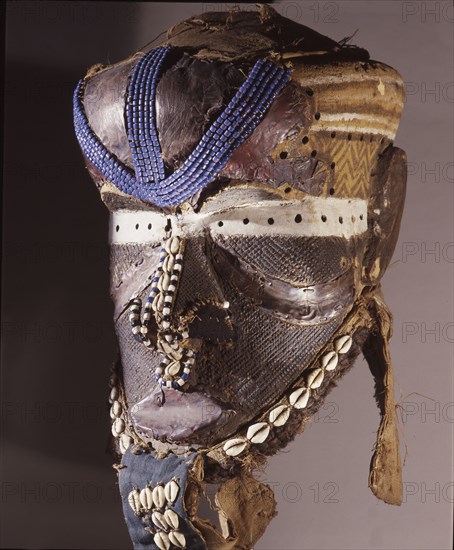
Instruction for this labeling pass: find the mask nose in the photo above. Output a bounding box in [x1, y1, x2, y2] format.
[128, 233, 231, 390]
[172, 236, 232, 334]
[128, 235, 190, 390]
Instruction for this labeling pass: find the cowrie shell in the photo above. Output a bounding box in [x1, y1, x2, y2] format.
[109, 387, 118, 402]
[111, 418, 125, 437]
[163, 255, 175, 273]
[162, 273, 171, 290]
[165, 361, 181, 377]
[111, 400, 122, 417]
[269, 405, 290, 427]
[119, 434, 133, 454]
[127, 489, 141, 514]
[164, 508, 179, 529]
[158, 340, 183, 360]
[154, 532, 170, 550]
[335, 334, 353, 354]
[164, 480, 180, 504]
[152, 485, 166, 509]
[152, 511, 168, 531]
[246, 422, 270, 444]
[223, 438, 247, 457]
[158, 273, 171, 292]
[289, 387, 311, 409]
[139, 487, 153, 510]
[321, 351, 338, 371]
[155, 294, 165, 313]
[169, 237, 181, 255]
[168, 530, 186, 548]
[307, 368, 324, 389]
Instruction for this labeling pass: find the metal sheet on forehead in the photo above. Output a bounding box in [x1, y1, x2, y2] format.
[74, 47, 291, 207]
[109, 197, 368, 244]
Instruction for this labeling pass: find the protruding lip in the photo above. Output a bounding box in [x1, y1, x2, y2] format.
[130, 387, 236, 445]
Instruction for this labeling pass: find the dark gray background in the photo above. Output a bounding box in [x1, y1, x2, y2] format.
[2, 1, 453, 548]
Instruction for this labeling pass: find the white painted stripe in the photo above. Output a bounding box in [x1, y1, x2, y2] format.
[316, 112, 399, 129]
[295, 73, 403, 87]
[311, 124, 396, 140]
[109, 197, 368, 244]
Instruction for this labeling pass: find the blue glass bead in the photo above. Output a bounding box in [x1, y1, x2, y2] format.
[73, 49, 290, 207]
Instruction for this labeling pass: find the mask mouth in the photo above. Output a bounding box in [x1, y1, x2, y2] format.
[130, 386, 237, 446]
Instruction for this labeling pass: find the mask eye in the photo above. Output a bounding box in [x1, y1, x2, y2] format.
[210, 236, 356, 325]
[213, 235, 353, 286]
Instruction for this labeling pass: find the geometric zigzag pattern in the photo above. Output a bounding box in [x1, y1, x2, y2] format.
[303, 133, 383, 198]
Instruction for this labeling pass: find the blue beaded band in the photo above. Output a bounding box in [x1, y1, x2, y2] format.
[73, 47, 291, 207]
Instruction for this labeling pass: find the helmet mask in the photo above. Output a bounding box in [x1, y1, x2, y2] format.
[74, 7, 406, 548]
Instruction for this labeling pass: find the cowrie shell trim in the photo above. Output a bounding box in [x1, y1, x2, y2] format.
[164, 479, 180, 504]
[154, 532, 170, 550]
[139, 487, 153, 510]
[223, 438, 247, 456]
[246, 422, 270, 444]
[152, 511, 168, 531]
[269, 405, 291, 427]
[289, 386, 311, 409]
[321, 351, 338, 371]
[221, 333, 355, 457]
[168, 530, 186, 548]
[127, 489, 141, 515]
[152, 485, 166, 509]
[306, 368, 324, 389]
[335, 334, 353, 354]
[164, 509, 179, 529]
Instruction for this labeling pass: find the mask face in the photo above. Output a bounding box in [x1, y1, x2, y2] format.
[74, 7, 407, 547]
[77, 48, 403, 455]
[108, 186, 366, 448]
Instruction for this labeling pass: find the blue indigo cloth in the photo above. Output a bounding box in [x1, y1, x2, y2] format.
[118, 447, 206, 549]
[73, 47, 291, 207]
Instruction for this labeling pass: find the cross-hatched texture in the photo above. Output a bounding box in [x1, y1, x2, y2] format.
[215, 235, 354, 284]
[110, 243, 153, 290]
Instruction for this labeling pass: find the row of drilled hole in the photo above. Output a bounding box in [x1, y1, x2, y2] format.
[280, 149, 335, 169]
[115, 221, 173, 232]
[217, 213, 364, 227]
[279, 132, 386, 160]
[116, 223, 153, 232]
[115, 213, 365, 233]
[284, 186, 336, 194]
[279, 84, 387, 160]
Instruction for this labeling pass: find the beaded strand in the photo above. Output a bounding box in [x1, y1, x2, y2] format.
[73, 47, 291, 207]
[128, 236, 197, 390]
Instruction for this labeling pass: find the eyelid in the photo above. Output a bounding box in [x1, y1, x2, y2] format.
[211, 244, 356, 326]
[109, 198, 368, 244]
